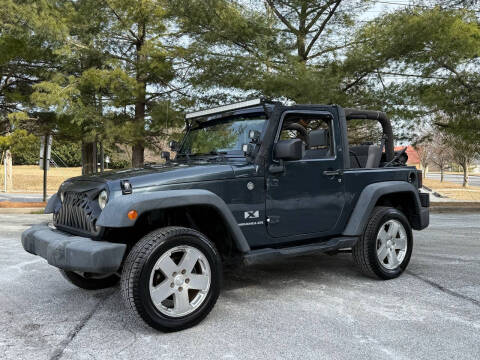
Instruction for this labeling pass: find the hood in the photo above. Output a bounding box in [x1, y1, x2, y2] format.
[61, 161, 237, 193]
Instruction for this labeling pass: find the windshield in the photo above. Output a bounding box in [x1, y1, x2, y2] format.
[179, 116, 267, 156]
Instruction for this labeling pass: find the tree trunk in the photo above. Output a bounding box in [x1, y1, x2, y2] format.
[462, 163, 469, 187]
[297, 33, 306, 61]
[440, 167, 444, 182]
[132, 96, 145, 168]
[422, 164, 428, 178]
[132, 33, 146, 168]
[81, 141, 97, 175]
[132, 143, 144, 168]
[5, 150, 12, 191]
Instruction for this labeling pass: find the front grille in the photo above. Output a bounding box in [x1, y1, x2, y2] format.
[54, 192, 98, 234]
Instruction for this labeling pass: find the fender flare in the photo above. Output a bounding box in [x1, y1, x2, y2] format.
[96, 189, 251, 253]
[44, 193, 60, 214]
[342, 181, 421, 236]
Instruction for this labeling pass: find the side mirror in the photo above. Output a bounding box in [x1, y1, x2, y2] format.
[169, 140, 178, 151]
[274, 139, 304, 161]
[161, 151, 170, 162]
[248, 129, 261, 143]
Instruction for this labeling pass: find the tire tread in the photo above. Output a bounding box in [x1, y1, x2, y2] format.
[120, 226, 220, 331]
[352, 206, 411, 279]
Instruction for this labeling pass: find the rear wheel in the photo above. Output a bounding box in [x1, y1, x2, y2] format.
[352, 206, 413, 279]
[60, 270, 119, 290]
[121, 226, 222, 332]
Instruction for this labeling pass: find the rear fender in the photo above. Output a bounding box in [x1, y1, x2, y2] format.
[343, 181, 423, 236]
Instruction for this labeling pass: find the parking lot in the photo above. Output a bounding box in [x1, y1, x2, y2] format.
[0, 212, 479, 360]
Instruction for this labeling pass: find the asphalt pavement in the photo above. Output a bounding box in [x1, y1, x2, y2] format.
[0, 213, 479, 360]
[0, 192, 46, 203]
[426, 173, 480, 187]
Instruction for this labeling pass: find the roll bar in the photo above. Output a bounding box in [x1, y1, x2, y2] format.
[343, 108, 394, 162]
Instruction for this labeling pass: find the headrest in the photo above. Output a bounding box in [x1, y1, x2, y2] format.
[308, 129, 328, 147]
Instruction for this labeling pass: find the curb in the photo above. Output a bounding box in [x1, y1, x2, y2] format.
[430, 202, 480, 213]
[0, 208, 45, 214]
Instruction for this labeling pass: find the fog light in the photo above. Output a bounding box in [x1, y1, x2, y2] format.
[127, 210, 138, 220]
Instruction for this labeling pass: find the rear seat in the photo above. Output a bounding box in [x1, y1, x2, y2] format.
[349, 145, 382, 168]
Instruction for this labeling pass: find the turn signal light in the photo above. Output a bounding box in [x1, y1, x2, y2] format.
[127, 210, 138, 220]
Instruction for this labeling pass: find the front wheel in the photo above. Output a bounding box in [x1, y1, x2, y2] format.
[352, 206, 413, 279]
[121, 226, 222, 332]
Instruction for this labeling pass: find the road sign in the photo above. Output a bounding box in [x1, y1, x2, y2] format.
[39, 135, 52, 170]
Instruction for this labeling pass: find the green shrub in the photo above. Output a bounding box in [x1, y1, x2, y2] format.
[51, 142, 82, 167]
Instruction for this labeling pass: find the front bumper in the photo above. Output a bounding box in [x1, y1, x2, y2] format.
[21, 223, 126, 273]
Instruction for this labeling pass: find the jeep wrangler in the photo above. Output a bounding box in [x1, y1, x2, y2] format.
[22, 98, 429, 331]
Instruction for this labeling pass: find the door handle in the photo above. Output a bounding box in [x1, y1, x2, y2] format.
[323, 169, 343, 176]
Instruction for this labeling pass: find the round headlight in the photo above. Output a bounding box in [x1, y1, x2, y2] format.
[98, 190, 108, 209]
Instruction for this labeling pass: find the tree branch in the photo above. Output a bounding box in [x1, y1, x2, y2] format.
[265, 0, 298, 34]
[305, 0, 342, 58]
[305, 1, 335, 31]
[436, 61, 473, 91]
[104, 1, 140, 42]
[306, 40, 363, 60]
[342, 72, 368, 92]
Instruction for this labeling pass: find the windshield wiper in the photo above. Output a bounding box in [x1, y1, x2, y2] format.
[209, 150, 228, 155]
[177, 151, 229, 163]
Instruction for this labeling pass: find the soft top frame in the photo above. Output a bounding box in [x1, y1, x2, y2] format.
[343, 108, 394, 162]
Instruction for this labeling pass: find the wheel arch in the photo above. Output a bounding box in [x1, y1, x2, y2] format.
[96, 189, 250, 256]
[343, 181, 422, 236]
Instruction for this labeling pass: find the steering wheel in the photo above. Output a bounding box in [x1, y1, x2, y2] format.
[283, 122, 308, 145]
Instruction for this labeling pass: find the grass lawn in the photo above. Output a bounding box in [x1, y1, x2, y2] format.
[0, 165, 82, 192]
[423, 178, 480, 201]
[1, 165, 480, 202]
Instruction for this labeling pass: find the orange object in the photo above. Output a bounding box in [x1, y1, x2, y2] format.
[127, 210, 138, 220]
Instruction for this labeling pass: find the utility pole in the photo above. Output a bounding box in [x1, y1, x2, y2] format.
[3, 153, 6, 193]
[100, 142, 104, 173]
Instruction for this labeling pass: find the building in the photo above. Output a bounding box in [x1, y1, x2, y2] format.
[394, 145, 421, 168]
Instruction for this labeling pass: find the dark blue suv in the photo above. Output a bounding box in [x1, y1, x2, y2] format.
[22, 99, 430, 331]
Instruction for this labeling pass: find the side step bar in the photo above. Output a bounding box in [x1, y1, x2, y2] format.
[242, 236, 359, 266]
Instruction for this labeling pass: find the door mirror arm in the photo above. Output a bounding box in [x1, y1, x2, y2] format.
[269, 159, 284, 174]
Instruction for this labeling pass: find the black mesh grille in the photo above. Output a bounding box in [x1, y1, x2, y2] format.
[54, 192, 97, 234]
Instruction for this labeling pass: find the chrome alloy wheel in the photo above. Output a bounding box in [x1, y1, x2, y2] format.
[148, 245, 211, 318]
[376, 219, 408, 270]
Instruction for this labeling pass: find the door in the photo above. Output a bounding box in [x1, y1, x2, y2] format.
[266, 110, 346, 238]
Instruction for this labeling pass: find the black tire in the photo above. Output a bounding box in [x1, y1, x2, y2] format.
[121, 226, 222, 332]
[352, 206, 413, 280]
[60, 270, 119, 290]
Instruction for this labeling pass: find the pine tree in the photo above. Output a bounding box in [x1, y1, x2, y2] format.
[0, 0, 64, 133]
[171, 0, 371, 105]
